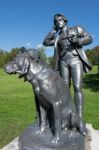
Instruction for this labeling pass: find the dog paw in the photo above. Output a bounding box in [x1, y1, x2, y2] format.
[68, 131, 76, 138]
[67, 128, 77, 138]
[79, 126, 88, 136]
[51, 137, 60, 144]
[79, 122, 88, 136]
[31, 127, 44, 135]
[35, 126, 45, 135]
[35, 130, 43, 135]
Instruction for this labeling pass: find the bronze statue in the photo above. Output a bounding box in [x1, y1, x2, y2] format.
[3, 14, 92, 149]
[4, 50, 79, 143]
[43, 13, 93, 136]
[4, 49, 85, 150]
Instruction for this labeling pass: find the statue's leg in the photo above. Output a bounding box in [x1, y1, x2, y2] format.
[40, 105, 47, 131]
[34, 94, 41, 127]
[51, 102, 61, 144]
[34, 94, 47, 134]
[70, 61, 87, 135]
[59, 60, 71, 87]
[35, 105, 47, 134]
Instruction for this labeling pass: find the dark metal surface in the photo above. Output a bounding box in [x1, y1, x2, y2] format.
[3, 14, 92, 150]
[4, 49, 86, 149]
[4, 49, 84, 142]
[19, 124, 85, 150]
[43, 13, 93, 136]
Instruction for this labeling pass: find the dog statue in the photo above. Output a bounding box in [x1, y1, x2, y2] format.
[4, 49, 81, 144]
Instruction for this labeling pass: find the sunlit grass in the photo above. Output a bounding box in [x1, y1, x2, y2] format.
[0, 69, 36, 148]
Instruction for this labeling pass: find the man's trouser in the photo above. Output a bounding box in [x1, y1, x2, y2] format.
[59, 54, 84, 119]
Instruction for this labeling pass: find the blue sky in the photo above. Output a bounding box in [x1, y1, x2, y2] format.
[0, 0, 98, 56]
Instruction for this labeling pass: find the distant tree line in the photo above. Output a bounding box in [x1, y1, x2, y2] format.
[86, 46, 99, 66]
[0, 46, 99, 70]
[0, 47, 20, 68]
[86, 46, 99, 72]
[0, 46, 51, 68]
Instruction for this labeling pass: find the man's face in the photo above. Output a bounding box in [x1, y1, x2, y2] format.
[55, 16, 65, 29]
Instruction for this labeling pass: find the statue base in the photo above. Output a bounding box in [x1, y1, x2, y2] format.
[19, 124, 85, 150]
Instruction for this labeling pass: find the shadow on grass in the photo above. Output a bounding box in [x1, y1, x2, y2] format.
[83, 73, 99, 92]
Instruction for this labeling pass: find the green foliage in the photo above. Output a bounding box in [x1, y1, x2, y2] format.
[47, 56, 55, 69]
[86, 46, 99, 66]
[10, 48, 20, 58]
[0, 45, 99, 69]
[37, 47, 51, 65]
[0, 48, 20, 68]
[86, 46, 99, 73]
[38, 47, 47, 60]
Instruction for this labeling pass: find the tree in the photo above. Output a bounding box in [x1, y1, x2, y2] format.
[10, 48, 20, 58]
[86, 46, 99, 65]
[37, 47, 46, 60]
[0, 47, 20, 67]
[48, 56, 55, 69]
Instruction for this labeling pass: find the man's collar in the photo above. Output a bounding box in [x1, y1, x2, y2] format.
[62, 26, 68, 32]
[59, 26, 68, 34]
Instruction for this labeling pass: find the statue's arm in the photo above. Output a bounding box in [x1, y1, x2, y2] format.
[43, 29, 56, 46]
[76, 25, 93, 46]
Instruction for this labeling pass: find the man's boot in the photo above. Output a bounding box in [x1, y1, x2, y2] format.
[76, 106, 88, 136]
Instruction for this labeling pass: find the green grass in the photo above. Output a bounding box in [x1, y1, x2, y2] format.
[0, 66, 99, 148]
[0, 69, 36, 148]
[83, 66, 99, 129]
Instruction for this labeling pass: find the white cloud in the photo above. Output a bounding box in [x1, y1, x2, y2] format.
[25, 42, 31, 48]
[36, 43, 44, 49]
[36, 43, 53, 50]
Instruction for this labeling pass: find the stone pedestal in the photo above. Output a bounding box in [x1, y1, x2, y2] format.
[19, 124, 85, 150]
[2, 124, 99, 150]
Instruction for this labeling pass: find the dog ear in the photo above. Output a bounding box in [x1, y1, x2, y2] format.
[21, 57, 30, 75]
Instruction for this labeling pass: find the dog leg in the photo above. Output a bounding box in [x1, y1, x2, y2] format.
[35, 95, 40, 124]
[51, 102, 61, 144]
[35, 106, 47, 135]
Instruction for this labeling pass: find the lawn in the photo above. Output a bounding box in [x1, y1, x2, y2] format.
[0, 66, 99, 148]
[0, 69, 36, 148]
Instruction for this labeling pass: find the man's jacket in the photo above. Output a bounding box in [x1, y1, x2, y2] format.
[43, 25, 93, 73]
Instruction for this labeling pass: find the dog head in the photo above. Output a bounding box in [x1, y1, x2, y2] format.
[4, 49, 39, 75]
[4, 54, 28, 74]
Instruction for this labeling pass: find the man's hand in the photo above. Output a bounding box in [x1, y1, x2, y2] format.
[70, 37, 79, 45]
[51, 26, 58, 34]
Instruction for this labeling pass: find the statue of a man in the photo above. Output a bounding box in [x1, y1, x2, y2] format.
[43, 13, 93, 135]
